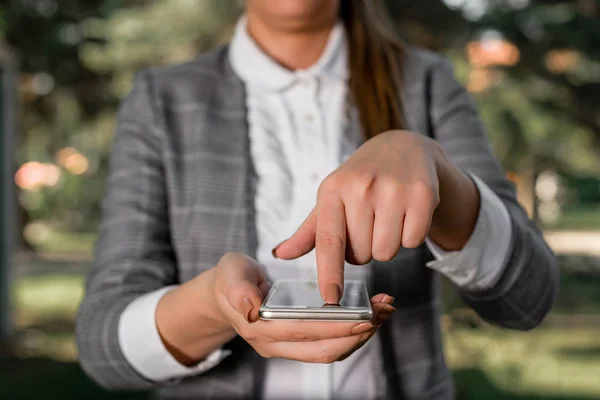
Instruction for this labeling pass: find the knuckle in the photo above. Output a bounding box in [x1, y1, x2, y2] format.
[350, 173, 376, 199]
[318, 174, 342, 195]
[218, 251, 245, 266]
[226, 285, 252, 305]
[319, 232, 345, 249]
[254, 346, 273, 359]
[377, 177, 402, 198]
[240, 284, 259, 299]
[431, 184, 441, 205]
[289, 330, 312, 342]
[412, 180, 437, 202]
[237, 325, 250, 338]
[313, 347, 337, 364]
[428, 188, 441, 208]
[237, 325, 256, 341]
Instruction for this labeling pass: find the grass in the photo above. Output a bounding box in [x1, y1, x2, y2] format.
[15, 275, 84, 322]
[553, 267, 600, 314]
[4, 274, 150, 399]
[447, 327, 600, 399]
[543, 206, 600, 231]
[31, 230, 97, 256]
[4, 255, 600, 399]
[11, 275, 84, 362]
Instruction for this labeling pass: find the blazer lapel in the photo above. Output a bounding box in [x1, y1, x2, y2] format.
[200, 49, 257, 260]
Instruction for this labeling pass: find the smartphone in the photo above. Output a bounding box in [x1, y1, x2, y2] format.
[259, 280, 373, 321]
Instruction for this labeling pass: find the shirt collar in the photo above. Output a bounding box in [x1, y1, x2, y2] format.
[229, 15, 348, 92]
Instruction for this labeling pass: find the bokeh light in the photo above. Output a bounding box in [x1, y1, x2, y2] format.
[14, 162, 62, 192]
[56, 147, 90, 175]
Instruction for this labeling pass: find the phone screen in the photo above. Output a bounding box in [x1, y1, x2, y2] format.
[265, 280, 369, 309]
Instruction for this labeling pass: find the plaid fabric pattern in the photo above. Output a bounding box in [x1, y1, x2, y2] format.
[76, 46, 559, 400]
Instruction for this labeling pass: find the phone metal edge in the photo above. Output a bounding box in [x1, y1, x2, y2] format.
[259, 280, 373, 321]
[258, 308, 373, 321]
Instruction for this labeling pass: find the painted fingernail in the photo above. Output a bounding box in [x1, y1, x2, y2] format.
[321, 283, 342, 304]
[271, 240, 286, 259]
[248, 311, 260, 323]
[241, 297, 254, 323]
[374, 305, 396, 326]
[351, 322, 375, 335]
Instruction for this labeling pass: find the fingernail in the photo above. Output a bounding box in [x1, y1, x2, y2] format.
[374, 305, 396, 326]
[241, 297, 254, 323]
[271, 240, 285, 259]
[381, 295, 395, 305]
[321, 283, 342, 304]
[248, 311, 260, 323]
[351, 322, 375, 335]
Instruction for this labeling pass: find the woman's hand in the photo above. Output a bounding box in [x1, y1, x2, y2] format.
[273, 130, 480, 304]
[214, 252, 396, 363]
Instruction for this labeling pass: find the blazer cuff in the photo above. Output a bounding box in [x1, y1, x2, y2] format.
[425, 173, 512, 290]
[118, 286, 231, 382]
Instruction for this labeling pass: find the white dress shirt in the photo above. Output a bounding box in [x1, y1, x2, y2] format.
[117, 16, 512, 400]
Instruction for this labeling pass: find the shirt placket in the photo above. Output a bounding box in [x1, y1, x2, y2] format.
[290, 74, 334, 400]
[290, 75, 326, 279]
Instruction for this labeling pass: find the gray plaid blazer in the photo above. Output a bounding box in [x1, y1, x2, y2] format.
[76, 46, 559, 400]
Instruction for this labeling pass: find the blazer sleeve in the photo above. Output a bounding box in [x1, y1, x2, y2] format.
[428, 58, 560, 330]
[76, 70, 178, 390]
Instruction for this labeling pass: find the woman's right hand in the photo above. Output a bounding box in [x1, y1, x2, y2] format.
[214, 252, 396, 363]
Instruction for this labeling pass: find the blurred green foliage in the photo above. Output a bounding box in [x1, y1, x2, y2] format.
[547, 206, 600, 230]
[1, 0, 599, 241]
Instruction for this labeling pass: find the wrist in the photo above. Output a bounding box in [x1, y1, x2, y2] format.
[430, 148, 480, 250]
[155, 268, 236, 366]
[155, 289, 198, 366]
[203, 267, 235, 330]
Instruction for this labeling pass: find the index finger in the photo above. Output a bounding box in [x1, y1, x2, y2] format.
[256, 319, 365, 342]
[316, 192, 346, 304]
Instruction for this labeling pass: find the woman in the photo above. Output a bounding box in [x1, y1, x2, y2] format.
[76, 1, 559, 399]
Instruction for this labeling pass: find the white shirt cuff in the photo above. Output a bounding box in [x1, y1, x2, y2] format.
[118, 286, 231, 382]
[425, 174, 512, 290]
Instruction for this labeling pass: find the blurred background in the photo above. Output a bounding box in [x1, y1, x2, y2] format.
[0, 0, 599, 399]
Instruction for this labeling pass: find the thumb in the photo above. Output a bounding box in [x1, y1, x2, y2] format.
[272, 209, 317, 260]
[225, 281, 264, 324]
[219, 253, 269, 323]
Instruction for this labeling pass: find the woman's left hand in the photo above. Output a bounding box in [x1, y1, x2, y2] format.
[273, 130, 480, 304]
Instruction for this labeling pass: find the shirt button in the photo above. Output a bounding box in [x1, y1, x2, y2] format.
[305, 113, 314, 121]
[310, 173, 320, 183]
